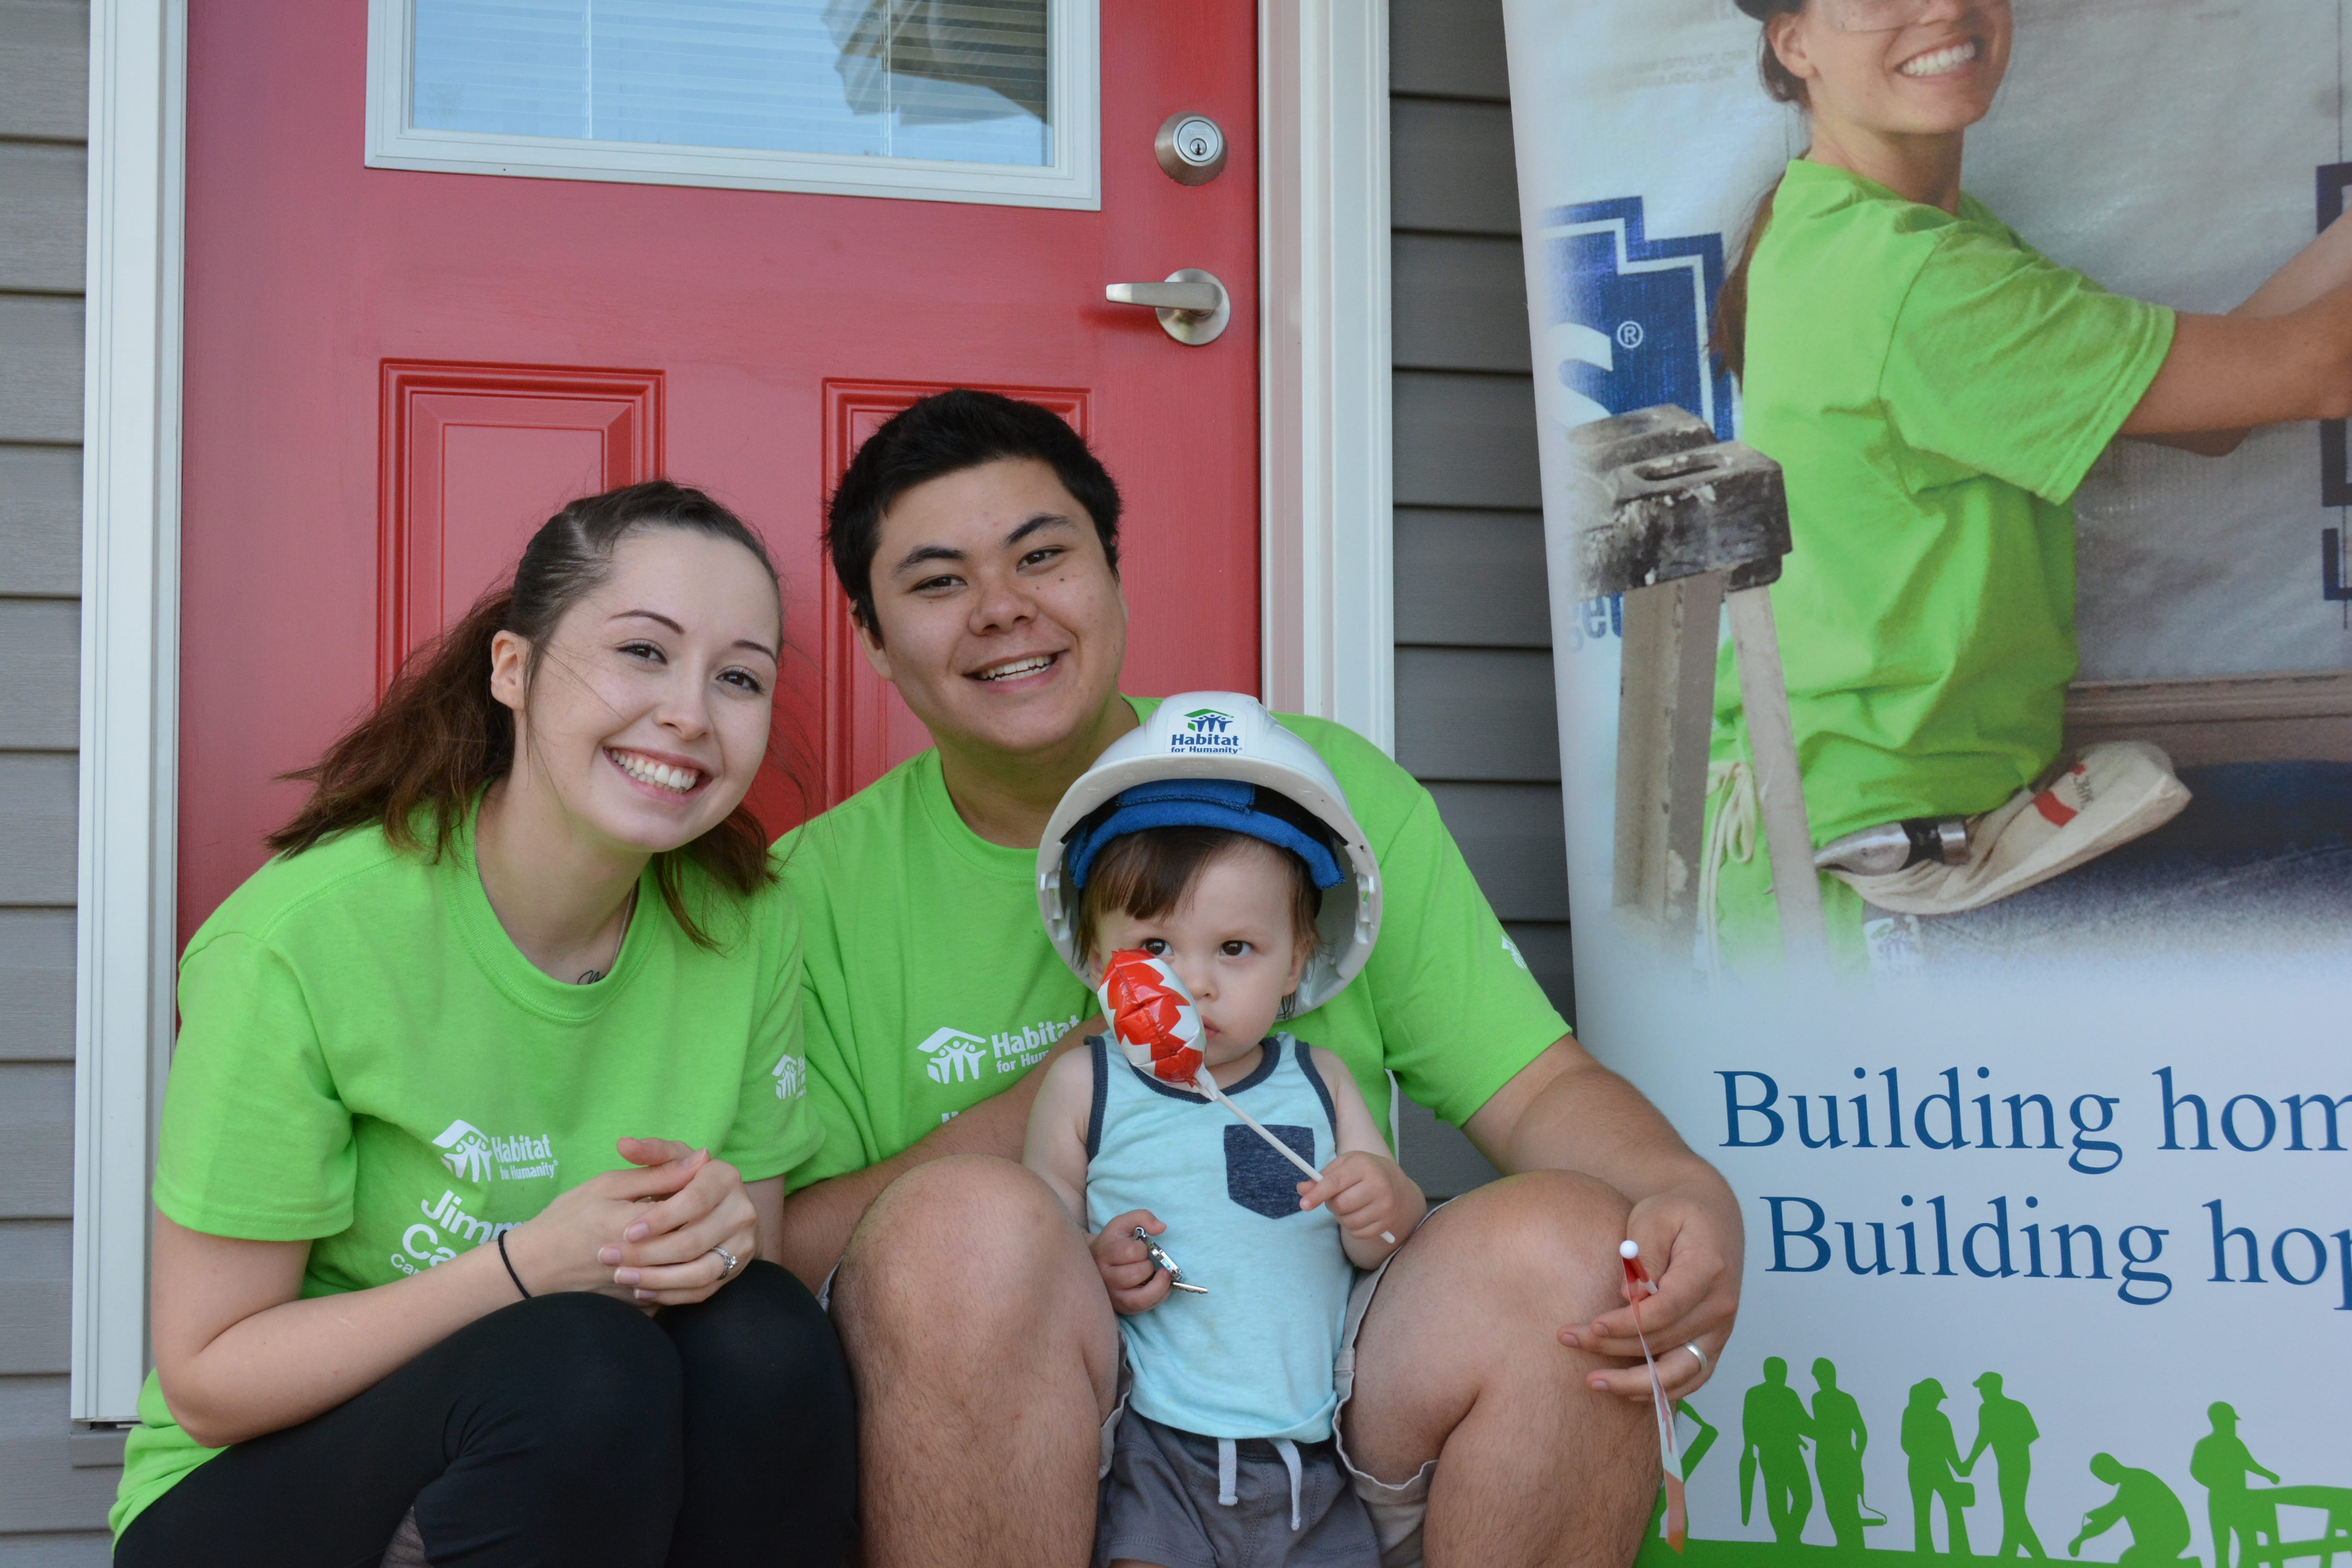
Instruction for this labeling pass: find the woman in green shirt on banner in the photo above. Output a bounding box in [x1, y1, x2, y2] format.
[1710, 0, 2352, 966]
[111, 483, 855, 1566]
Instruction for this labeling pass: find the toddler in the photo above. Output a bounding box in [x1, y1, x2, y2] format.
[1026, 735, 1426, 1568]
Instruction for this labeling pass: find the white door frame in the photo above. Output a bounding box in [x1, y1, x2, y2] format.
[70, 0, 1394, 1424]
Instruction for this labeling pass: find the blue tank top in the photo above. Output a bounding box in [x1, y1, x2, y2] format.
[1084, 1032, 1357, 1441]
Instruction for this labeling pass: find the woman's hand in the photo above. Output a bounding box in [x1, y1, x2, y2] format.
[500, 1139, 724, 1302]
[594, 1137, 760, 1307]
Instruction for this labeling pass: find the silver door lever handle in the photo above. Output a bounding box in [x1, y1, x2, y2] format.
[1105, 268, 1230, 345]
[1105, 280, 1221, 313]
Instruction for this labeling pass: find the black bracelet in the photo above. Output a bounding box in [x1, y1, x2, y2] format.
[496, 1230, 532, 1299]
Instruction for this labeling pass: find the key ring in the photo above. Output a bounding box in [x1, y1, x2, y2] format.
[1136, 1227, 1209, 1294]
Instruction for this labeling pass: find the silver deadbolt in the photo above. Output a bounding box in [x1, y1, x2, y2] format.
[1105, 269, 1230, 346]
[1155, 112, 1227, 185]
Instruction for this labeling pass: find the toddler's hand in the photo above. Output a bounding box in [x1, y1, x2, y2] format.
[1091, 1209, 1174, 1315]
[1298, 1152, 1424, 1257]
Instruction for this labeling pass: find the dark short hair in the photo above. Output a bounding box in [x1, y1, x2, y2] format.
[824, 388, 1122, 638]
[1076, 828, 1321, 968]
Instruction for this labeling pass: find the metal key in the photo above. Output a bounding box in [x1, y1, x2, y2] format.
[1136, 1226, 1209, 1294]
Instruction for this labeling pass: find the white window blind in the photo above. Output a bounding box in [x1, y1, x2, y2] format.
[412, 0, 1050, 166]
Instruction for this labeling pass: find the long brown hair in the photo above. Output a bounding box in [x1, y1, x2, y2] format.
[270, 480, 783, 947]
[1714, 2, 1811, 382]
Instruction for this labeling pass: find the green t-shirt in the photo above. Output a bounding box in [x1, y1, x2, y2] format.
[112, 814, 817, 1538]
[778, 696, 1567, 1187]
[1710, 159, 2176, 960]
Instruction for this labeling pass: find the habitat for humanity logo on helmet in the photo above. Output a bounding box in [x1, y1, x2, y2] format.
[1172, 707, 1242, 753]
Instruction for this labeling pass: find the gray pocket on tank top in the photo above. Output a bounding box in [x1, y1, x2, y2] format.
[1224, 1124, 1315, 1219]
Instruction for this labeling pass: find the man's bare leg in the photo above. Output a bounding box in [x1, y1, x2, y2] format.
[831, 1155, 1120, 1568]
[1343, 1172, 1661, 1567]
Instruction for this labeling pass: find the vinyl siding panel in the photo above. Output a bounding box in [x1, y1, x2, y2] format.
[0, 910, 73, 1063]
[1388, 0, 1508, 102]
[0, 446, 81, 595]
[1392, 233, 1531, 373]
[0, 4, 98, 1541]
[0, 603, 78, 749]
[1389, 0, 1559, 1198]
[0, 1, 89, 143]
[1391, 370, 1540, 510]
[0, 756, 76, 907]
[1389, 99, 1520, 237]
[0, 296, 82, 445]
[0, 143, 84, 293]
[1392, 509, 1548, 648]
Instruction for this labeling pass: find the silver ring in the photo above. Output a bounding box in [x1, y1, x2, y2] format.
[1684, 1342, 1709, 1377]
[709, 1245, 739, 1280]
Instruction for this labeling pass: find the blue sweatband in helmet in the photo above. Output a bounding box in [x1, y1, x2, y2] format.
[1063, 779, 1346, 891]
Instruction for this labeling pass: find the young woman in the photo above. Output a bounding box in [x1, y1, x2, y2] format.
[111, 482, 856, 1566]
[1709, 0, 2352, 964]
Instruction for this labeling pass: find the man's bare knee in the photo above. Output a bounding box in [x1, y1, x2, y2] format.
[833, 1156, 1114, 1403]
[1414, 1171, 1633, 1319]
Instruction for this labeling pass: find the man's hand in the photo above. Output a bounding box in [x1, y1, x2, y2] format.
[1556, 1182, 1742, 1403]
[1090, 1209, 1174, 1315]
[1298, 1151, 1424, 1263]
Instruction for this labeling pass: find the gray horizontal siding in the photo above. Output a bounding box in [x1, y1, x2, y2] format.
[0, 446, 80, 595]
[1389, 0, 1508, 102]
[1392, 234, 1530, 373]
[1427, 783, 1572, 925]
[1392, 371, 1539, 509]
[1, 4, 98, 1546]
[0, 756, 75, 906]
[1392, 509, 1548, 647]
[0, 296, 81, 444]
[0, 143, 84, 293]
[0, 602, 78, 748]
[1389, 98, 1519, 237]
[0, 1065, 71, 1221]
[0, 1, 89, 144]
[0, 910, 72, 1063]
[1386, 0, 1563, 1207]
[1396, 648, 1559, 782]
[0, 1224, 69, 1375]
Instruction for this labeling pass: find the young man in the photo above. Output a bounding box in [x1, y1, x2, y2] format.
[775, 390, 1742, 1567]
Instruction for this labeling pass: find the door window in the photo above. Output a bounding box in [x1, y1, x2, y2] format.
[367, 0, 1099, 208]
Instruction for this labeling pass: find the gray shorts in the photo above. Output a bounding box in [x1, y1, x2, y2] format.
[829, 1205, 1445, 1567]
[1096, 1412, 1375, 1568]
[1098, 1209, 1444, 1568]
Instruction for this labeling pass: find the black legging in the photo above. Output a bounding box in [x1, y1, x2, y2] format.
[116, 1261, 855, 1568]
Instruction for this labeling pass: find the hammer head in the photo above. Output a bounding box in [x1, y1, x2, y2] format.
[1568, 406, 1793, 598]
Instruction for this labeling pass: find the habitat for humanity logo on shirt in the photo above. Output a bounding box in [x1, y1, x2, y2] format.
[916, 1014, 1085, 1085]
[432, 1118, 558, 1183]
[1172, 707, 1241, 753]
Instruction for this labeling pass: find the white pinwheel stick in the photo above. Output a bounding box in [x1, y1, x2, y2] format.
[1195, 1071, 1397, 1246]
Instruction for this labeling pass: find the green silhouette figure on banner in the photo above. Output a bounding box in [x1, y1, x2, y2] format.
[2190, 1403, 2279, 1568]
[2070, 1453, 2195, 1567]
[1963, 1372, 2047, 1559]
[1650, 1401, 1722, 1540]
[1904, 1378, 1975, 1556]
[1744, 1357, 1817, 1544]
[1812, 1357, 1887, 1552]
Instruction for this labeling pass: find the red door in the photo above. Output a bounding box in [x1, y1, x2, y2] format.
[176, 1, 1261, 939]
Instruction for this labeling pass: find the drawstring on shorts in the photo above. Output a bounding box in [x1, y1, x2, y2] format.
[1213, 1436, 1308, 1531]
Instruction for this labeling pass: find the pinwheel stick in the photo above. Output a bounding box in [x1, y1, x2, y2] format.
[1198, 1071, 1397, 1246]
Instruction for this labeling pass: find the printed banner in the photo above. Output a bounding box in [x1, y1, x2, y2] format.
[1501, 2, 2352, 1564]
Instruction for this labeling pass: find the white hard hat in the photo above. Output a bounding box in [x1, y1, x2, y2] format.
[1038, 692, 1382, 1013]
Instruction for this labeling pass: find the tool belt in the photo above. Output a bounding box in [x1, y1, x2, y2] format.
[1815, 741, 2192, 918]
